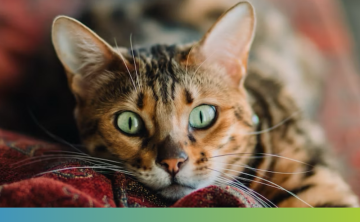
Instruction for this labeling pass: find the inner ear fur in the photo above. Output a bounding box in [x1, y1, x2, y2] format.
[189, 2, 256, 87]
[52, 16, 133, 98]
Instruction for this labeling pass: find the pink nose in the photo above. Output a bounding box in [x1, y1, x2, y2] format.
[159, 158, 187, 175]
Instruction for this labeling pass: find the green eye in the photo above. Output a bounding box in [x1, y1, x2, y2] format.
[189, 105, 216, 129]
[116, 112, 144, 135]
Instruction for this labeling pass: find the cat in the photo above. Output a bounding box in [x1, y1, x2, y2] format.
[49, 1, 359, 207]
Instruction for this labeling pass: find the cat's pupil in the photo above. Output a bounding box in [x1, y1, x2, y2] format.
[128, 117, 132, 130]
[200, 111, 203, 123]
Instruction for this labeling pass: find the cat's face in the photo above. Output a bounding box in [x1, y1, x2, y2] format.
[52, 2, 256, 200]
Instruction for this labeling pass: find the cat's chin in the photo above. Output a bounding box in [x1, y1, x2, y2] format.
[157, 184, 196, 201]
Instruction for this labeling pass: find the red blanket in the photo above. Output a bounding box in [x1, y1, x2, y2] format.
[0, 129, 261, 207]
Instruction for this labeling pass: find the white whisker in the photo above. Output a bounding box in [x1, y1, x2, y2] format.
[28, 109, 88, 155]
[45, 150, 88, 156]
[209, 160, 312, 175]
[215, 175, 275, 208]
[213, 178, 264, 207]
[114, 38, 137, 92]
[211, 168, 276, 208]
[211, 166, 313, 207]
[241, 111, 301, 135]
[130, 33, 141, 91]
[193, 54, 211, 76]
[185, 43, 197, 76]
[36, 166, 134, 176]
[14, 157, 119, 169]
[210, 152, 311, 167]
[214, 177, 268, 207]
[13, 154, 125, 169]
[134, 47, 144, 90]
[215, 170, 282, 190]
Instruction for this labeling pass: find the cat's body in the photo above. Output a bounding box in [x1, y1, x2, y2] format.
[3, 0, 358, 207]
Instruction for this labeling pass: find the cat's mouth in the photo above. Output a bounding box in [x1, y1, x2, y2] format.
[169, 181, 196, 189]
[159, 181, 196, 191]
[157, 182, 197, 200]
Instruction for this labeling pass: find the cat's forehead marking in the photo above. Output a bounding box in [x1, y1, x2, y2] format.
[136, 92, 145, 109]
[125, 45, 188, 141]
[141, 44, 180, 105]
[184, 88, 194, 104]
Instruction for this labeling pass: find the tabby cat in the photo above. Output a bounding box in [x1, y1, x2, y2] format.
[51, 1, 359, 207]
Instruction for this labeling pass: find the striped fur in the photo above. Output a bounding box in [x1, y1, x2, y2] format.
[52, 0, 359, 206]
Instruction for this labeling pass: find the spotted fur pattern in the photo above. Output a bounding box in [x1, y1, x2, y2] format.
[52, 0, 359, 207]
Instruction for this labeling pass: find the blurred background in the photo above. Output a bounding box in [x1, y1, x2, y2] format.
[0, 0, 359, 197]
[343, 0, 360, 61]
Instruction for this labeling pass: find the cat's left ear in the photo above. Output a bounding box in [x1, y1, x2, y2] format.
[52, 16, 136, 101]
[52, 16, 116, 78]
[194, 2, 256, 87]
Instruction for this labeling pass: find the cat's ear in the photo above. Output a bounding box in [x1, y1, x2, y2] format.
[52, 16, 116, 77]
[195, 2, 256, 86]
[52, 16, 128, 99]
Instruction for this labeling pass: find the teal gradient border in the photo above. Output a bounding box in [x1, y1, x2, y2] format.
[1, 209, 360, 222]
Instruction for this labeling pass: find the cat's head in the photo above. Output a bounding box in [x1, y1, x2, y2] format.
[52, 2, 257, 200]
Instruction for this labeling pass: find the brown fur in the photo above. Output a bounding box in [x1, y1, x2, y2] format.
[51, 1, 359, 207]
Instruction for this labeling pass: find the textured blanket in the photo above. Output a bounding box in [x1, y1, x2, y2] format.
[0, 129, 261, 207]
